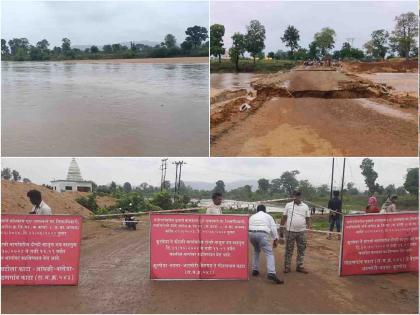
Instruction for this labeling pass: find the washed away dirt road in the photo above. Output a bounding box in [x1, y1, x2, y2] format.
[211, 67, 418, 156]
[2, 217, 418, 314]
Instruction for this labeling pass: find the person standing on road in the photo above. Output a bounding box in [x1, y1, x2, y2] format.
[280, 191, 310, 274]
[206, 192, 223, 215]
[27, 190, 52, 215]
[249, 204, 283, 284]
[366, 191, 379, 213]
[381, 195, 398, 213]
[327, 190, 342, 240]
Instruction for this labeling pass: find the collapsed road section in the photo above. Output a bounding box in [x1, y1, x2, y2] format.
[211, 62, 418, 157]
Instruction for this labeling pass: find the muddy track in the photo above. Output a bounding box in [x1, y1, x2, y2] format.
[211, 68, 417, 156]
[2, 218, 418, 314]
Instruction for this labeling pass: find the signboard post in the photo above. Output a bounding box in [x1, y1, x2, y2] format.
[150, 214, 249, 280]
[1, 214, 83, 285]
[340, 212, 418, 276]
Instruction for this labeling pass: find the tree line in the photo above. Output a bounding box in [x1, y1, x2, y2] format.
[210, 12, 418, 71]
[2, 158, 417, 213]
[1, 25, 208, 61]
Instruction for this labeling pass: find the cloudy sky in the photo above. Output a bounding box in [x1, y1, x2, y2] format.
[211, 0, 417, 54]
[1, 157, 416, 191]
[1, 0, 209, 47]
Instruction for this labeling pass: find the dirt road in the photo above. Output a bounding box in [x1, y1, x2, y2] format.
[211, 68, 418, 157]
[2, 217, 418, 314]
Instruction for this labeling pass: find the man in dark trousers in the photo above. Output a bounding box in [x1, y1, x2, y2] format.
[327, 190, 342, 240]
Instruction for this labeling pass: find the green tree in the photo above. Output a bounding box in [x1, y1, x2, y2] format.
[1, 39, 9, 56]
[229, 32, 246, 71]
[384, 184, 396, 195]
[308, 41, 319, 59]
[210, 24, 225, 62]
[346, 182, 359, 195]
[370, 29, 389, 60]
[185, 25, 208, 48]
[389, 12, 418, 60]
[110, 181, 117, 193]
[123, 182, 132, 193]
[257, 178, 270, 193]
[103, 45, 112, 53]
[360, 158, 378, 194]
[298, 180, 316, 200]
[281, 25, 300, 56]
[404, 168, 419, 196]
[279, 170, 300, 195]
[112, 43, 122, 52]
[267, 51, 275, 59]
[164, 34, 177, 48]
[245, 20, 266, 64]
[151, 191, 173, 210]
[314, 27, 336, 56]
[8, 38, 30, 55]
[11, 170, 21, 181]
[1, 168, 12, 180]
[181, 39, 193, 51]
[61, 38, 71, 54]
[90, 45, 99, 53]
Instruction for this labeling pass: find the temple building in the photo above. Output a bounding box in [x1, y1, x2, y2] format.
[51, 158, 92, 192]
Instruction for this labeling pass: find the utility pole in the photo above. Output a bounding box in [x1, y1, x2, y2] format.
[173, 161, 180, 197]
[160, 158, 168, 191]
[177, 161, 186, 192]
[330, 157, 335, 200]
[340, 158, 346, 202]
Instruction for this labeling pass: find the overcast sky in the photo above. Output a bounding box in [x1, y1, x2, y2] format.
[1, 0, 209, 47]
[211, 0, 417, 54]
[1, 157, 417, 191]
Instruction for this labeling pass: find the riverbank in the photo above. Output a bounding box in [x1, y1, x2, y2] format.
[58, 56, 209, 64]
[211, 59, 296, 73]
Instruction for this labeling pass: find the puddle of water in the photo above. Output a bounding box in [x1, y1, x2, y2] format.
[356, 98, 416, 122]
[211, 73, 257, 91]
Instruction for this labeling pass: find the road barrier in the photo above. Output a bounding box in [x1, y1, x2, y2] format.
[150, 213, 249, 280]
[1, 214, 82, 285]
[340, 212, 418, 276]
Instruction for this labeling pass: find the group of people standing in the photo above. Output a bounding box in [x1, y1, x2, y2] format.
[206, 190, 311, 285]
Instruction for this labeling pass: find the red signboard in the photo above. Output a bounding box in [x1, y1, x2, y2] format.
[1, 214, 82, 285]
[150, 214, 249, 280]
[340, 212, 418, 276]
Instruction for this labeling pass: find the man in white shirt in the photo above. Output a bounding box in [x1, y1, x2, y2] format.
[249, 204, 283, 284]
[280, 191, 310, 274]
[27, 190, 52, 215]
[206, 192, 223, 215]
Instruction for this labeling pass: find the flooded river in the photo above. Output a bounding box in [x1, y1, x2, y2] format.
[211, 73, 257, 94]
[2, 61, 209, 156]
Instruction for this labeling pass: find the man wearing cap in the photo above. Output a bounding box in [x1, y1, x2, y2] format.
[249, 204, 284, 284]
[280, 191, 310, 274]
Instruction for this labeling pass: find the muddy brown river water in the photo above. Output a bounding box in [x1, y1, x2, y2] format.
[2, 61, 209, 156]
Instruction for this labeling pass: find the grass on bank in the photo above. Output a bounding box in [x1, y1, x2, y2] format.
[210, 59, 297, 73]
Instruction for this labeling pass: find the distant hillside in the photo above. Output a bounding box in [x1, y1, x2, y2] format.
[1, 180, 93, 218]
[73, 40, 159, 51]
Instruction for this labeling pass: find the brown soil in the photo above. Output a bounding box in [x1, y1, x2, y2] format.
[1, 181, 93, 218]
[2, 217, 418, 314]
[342, 59, 418, 74]
[62, 57, 208, 64]
[211, 97, 417, 157]
[211, 66, 418, 156]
